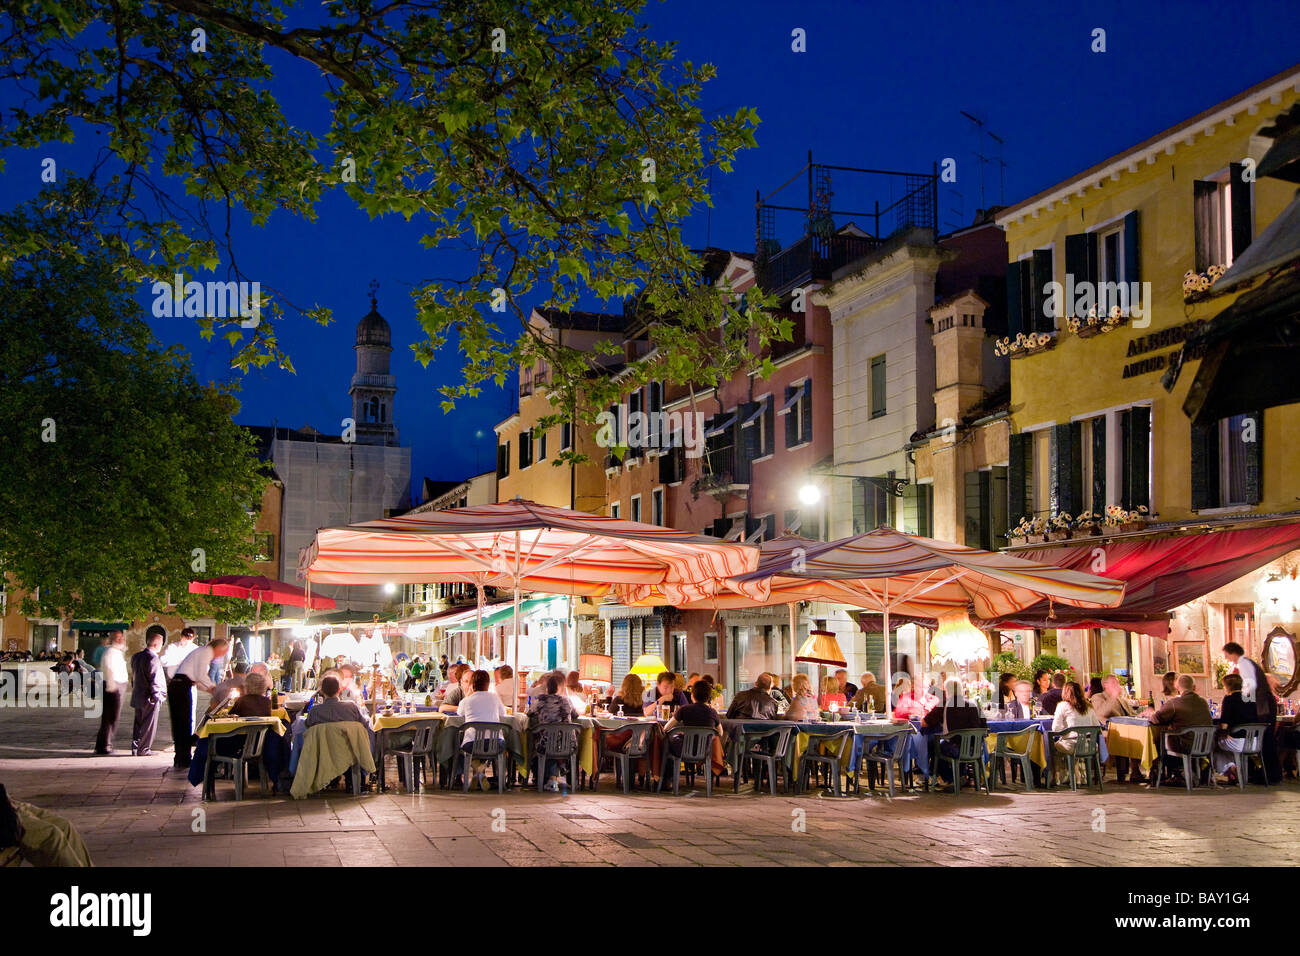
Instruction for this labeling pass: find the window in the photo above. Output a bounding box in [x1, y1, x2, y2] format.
[870, 355, 887, 418]
[496, 442, 510, 479]
[704, 632, 718, 663]
[252, 532, 274, 563]
[537, 430, 547, 462]
[626, 389, 644, 462]
[610, 501, 621, 519]
[561, 421, 573, 452]
[781, 379, 813, 448]
[853, 477, 893, 533]
[1191, 411, 1262, 510]
[630, 495, 642, 523]
[1006, 247, 1055, 334]
[659, 424, 685, 484]
[1065, 212, 1140, 316]
[519, 367, 532, 397]
[652, 488, 664, 526]
[740, 396, 774, 462]
[1195, 166, 1253, 273]
[705, 411, 738, 480]
[31, 623, 58, 651]
[962, 469, 1006, 549]
[518, 428, 533, 469]
[673, 632, 687, 672]
[902, 482, 935, 538]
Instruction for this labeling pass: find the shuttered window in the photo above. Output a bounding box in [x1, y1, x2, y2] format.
[1195, 170, 1252, 272]
[1008, 432, 1033, 522]
[1192, 410, 1262, 509]
[1120, 406, 1151, 511]
[1007, 247, 1055, 334]
[782, 380, 813, 447]
[870, 355, 887, 418]
[1050, 422, 1084, 517]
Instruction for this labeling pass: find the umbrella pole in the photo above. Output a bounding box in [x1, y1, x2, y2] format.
[255, 597, 261, 666]
[512, 531, 521, 710]
[476, 583, 483, 668]
[883, 605, 893, 715]
[788, 602, 797, 687]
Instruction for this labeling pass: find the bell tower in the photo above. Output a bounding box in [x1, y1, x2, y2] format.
[349, 280, 398, 446]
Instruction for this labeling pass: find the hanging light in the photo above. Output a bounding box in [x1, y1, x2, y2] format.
[929, 609, 990, 667]
[1258, 571, 1287, 607]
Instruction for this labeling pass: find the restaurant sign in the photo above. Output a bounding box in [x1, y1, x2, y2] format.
[1121, 320, 1207, 378]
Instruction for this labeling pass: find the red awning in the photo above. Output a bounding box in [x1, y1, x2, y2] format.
[988, 520, 1300, 635]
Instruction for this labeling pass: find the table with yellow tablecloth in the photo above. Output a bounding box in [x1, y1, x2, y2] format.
[1106, 716, 1160, 771]
[373, 711, 446, 791]
[198, 715, 286, 738]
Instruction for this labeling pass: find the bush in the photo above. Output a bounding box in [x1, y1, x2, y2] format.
[987, 651, 1032, 682]
[1029, 654, 1077, 681]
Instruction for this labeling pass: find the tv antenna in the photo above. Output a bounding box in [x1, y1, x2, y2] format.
[961, 110, 1008, 210]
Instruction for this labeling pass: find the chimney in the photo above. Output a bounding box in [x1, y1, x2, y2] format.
[929, 290, 989, 428]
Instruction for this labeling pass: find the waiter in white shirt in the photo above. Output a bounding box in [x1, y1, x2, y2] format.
[1223, 640, 1282, 782]
[93, 631, 128, 755]
[159, 629, 195, 680]
[167, 637, 228, 769]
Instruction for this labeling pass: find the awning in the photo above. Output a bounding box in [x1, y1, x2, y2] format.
[445, 597, 567, 632]
[598, 603, 656, 620]
[71, 621, 129, 631]
[705, 411, 737, 438]
[989, 518, 1300, 635]
[399, 602, 511, 628]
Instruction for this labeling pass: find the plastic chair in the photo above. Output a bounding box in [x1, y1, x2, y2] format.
[988, 726, 1038, 792]
[607, 723, 658, 794]
[532, 722, 583, 793]
[392, 723, 439, 793]
[797, 728, 856, 797]
[1221, 723, 1270, 790]
[860, 726, 917, 797]
[203, 726, 269, 801]
[454, 721, 510, 794]
[1047, 725, 1104, 791]
[1155, 726, 1217, 792]
[742, 725, 796, 795]
[928, 728, 988, 795]
[659, 726, 717, 796]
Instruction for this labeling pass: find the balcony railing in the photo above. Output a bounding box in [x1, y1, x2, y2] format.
[758, 232, 882, 295]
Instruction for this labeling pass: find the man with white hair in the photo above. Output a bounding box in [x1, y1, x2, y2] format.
[92, 631, 128, 755]
[851, 671, 887, 713]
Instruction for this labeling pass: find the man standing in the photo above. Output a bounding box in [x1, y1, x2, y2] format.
[167, 637, 228, 769]
[1222, 641, 1282, 783]
[130, 626, 167, 756]
[159, 628, 194, 680]
[287, 640, 306, 693]
[93, 631, 128, 755]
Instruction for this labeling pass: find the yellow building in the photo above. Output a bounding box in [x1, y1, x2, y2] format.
[994, 64, 1300, 699]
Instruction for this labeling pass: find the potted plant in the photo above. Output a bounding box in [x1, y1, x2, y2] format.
[1024, 516, 1048, 544]
[1074, 510, 1101, 536]
[1122, 505, 1150, 533]
[1047, 512, 1073, 542]
[1008, 516, 1034, 547]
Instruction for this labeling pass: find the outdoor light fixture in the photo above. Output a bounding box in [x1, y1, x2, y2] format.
[798, 483, 822, 506]
[383, 582, 397, 595]
[800, 472, 909, 505]
[628, 653, 669, 678]
[929, 609, 990, 667]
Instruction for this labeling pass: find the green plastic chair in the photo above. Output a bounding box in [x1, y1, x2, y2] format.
[741, 725, 796, 795]
[859, 726, 916, 797]
[798, 728, 857, 797]
[988, 725, 1038, 792]
[1047, 725, 1104, 791]
[928, 728, 988, 795]
[1221, 723, 1270, 789]
[1154, 726, 1217, 792]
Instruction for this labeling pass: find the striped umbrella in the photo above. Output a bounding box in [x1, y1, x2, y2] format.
[633, 529, 1124, 699]
[299, 499, 758, 699]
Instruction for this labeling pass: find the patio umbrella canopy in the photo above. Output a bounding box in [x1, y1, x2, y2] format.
[299, 499, 759, 699]
[188, 575, 336, 610]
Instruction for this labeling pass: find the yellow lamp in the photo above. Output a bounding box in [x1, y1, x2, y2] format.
[795, 630, 847, 667]
[929, 610, 991, 667]
[629, 653, 669, 679]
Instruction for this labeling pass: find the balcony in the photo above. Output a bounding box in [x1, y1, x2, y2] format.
[758, 232, 882, 296]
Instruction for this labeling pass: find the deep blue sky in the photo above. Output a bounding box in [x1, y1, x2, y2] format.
[4, 0, 1298, 500]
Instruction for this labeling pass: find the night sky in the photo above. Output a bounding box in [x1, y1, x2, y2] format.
[4, 0, 1297, 500]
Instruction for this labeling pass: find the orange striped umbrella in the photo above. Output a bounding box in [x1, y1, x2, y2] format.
[299, 499, 758, 687]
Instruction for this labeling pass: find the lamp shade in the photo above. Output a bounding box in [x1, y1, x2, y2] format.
[579, 653, 613, 683]
[795, 629, 846, 667]
[929, 609, 990, 667]
[628, 653, 669, 678]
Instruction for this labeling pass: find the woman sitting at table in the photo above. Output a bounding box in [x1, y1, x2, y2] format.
[921, 680, 988, 783]
[818, 675, 847, 711]
[229, 672, 273, 718]
[892, 676, 930, 720]
[528, 674, 580, 791]
[996, 672, 1016, 711]
[784, 674, 818, 722]
[460, 670, 507, 792]
[1032, 669, 1051, 703]
[610, 674, 644, 718]
[1050, 681, 1100, 783]
[1212, 673, 1256, 784]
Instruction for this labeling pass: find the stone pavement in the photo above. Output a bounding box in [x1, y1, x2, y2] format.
[4, 701, 1300, 866]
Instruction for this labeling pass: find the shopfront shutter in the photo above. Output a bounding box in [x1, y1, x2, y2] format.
[1122, 211, 1141, 285]
[643, 616, 664, 662]
[1189, 419, 1220, 511]
[611, 619, 631, 685]
[1244, 409, 1264, 505]
[1006, 259, 1023, 337]
[1008, 432, 1031, 522]
[1229, 164, 1253, 261]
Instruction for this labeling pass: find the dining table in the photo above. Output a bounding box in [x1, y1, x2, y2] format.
[370, 706, 444, 791]
[1105, 715, 1159, 773]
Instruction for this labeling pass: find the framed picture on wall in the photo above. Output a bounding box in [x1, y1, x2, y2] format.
[1152, 642, 1168, 675]
[1173, 641, 1207, 676]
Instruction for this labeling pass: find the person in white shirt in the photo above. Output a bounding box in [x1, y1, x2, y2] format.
[459, 670, 507, 791]
[494, 664, 517, 710]
[1050, 680, 1101, 784]
[93, 632, 128, 755]
[167, 637, 228, 769]
[159, 631, 194, 680]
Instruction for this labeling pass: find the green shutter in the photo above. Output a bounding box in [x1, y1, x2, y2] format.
[1122, 406, 1151, 511]
[1050, 422, 1084, 516]
[1194, 181, 1217, 273]
[784, 386, 797, 448]
[1189, 419, 1219, 511]
[800, 379, 813, 443]
[1064, 233, 1097, 296]
[1229, 164, 1253, 261]
[1032, 248, 1054, 333]
[989, 466, 1008, 547]
[1091, 416, 1107, 511]
[1008, 433, 1031, 522]
[1244, 409, 1263, 505]
[964, 471, 989, 549]
[1123, 211, 1141, 286]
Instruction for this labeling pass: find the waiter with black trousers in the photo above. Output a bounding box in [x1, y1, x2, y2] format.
[167, 637, 228, 769]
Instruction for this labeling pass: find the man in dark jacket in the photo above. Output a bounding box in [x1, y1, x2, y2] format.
[1038, 673, 1065, 716]
[130, 626, 168, 756]
[725, 673, 779, 720]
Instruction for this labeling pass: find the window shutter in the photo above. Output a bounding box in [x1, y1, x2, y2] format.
[964, 471, 987, 549]
[1189, 420, 1220, 510]
[1122, 406, 1151, 511]
[1122, 211, 1141, 286]
[1229, 164, 1253, 261]
[800, 379, 813, 443]
[1032, 249, 1054, 333]
[1064, 233, 1097, 298]
[764, 397, 776, 455]
[496, 444, 507, 479]
[1006, 259, 1023, 337]
[1050, 422, 1084, 516]
[784, 386, 797, 447]
[1091, 416, 1107, 510]
[737, 403, 758, 483]
[1008, 432, 1031, 522]
[1194, 180, 1217, 273]
[1244, 409, 1263, 505]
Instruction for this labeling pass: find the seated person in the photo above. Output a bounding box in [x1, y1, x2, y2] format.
[1051, 681, 1101, 769]
[528, 674, 579, 791]
[438, 664, 475, 714]
[921, 680, 988, 782]
[725, 672, 779, 720]
[892, 676, 932, 720]
[643, 671, 690, 717]
[459, 670, 507, 792]
[0, 784, 92, 867]
[764, 674, 791, 708]
[610, 674, 645, 718]
[783, 674, 819, 722]
[1145, 674, 1213, 781]
[1038, 673, 1065, 716]
[1006, 679, 1035, 719]
[1212, 673, 1256, 783]
[207, 663, 248, 714]
[664, 681, 726, 773]
[336, 662, 363, 702]
[851, 672, 888, 714]
[229, 671, 273, 718]
[565, 670, 589, 714]
[818, 675, 847, 711]
[305, 676, 372, 730]
[493, 664, 516, 709]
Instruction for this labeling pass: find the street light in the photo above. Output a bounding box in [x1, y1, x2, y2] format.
[383, 582, 397, 596]
[798, 483, 823, 506]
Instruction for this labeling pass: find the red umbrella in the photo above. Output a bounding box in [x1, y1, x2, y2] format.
[189, 576, 336, 665]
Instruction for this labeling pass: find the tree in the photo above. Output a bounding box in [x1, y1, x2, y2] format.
[0, 0, 780, 443]
[0, 185, 271, 622]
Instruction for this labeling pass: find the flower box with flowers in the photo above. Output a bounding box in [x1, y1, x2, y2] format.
[1182, 264, 1227, 302]
[1102, 504, 1149, 533]
[1010, 516, 1046, 546]
[994, 332, 1056, 359]
[1073, 511, 1101, 536]
[1046, 513, 1073, 542]
[1067, 307, 1130, 339]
